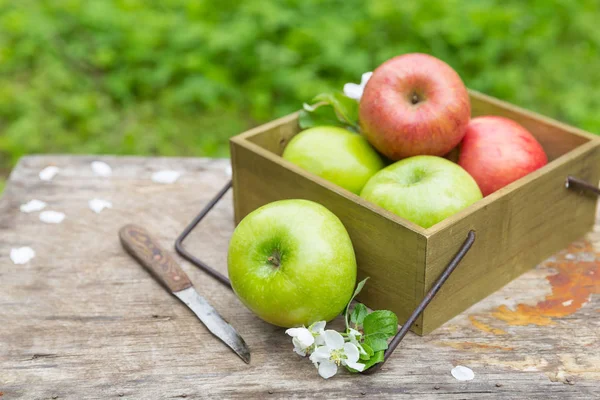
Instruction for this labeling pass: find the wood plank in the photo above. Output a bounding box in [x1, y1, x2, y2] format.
[1, 155, 599, 399]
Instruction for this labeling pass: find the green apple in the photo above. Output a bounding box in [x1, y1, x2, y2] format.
[282, 126, 385, 195]
[227, 199, 357, 327]
[361, 155, 482, 228]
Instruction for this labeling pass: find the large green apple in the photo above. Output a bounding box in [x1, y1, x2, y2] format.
[228, 199, 357, 327]
[361, 156, 482, 228]
[282, 126, 384, 195]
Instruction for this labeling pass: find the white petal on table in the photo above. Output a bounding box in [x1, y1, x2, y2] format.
[91, 161, 112, 177]
[151, 170, 181, 184]
[10, 247, 36, 265]
[39, 211, 66, 224]
[451, 365, 475, 381]
[89, 199, 113, 214]
[39, 166, 59, 181]
[20, 199, 47, 213]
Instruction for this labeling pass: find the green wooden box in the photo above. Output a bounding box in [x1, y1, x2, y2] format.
[229, 90, 600, 335]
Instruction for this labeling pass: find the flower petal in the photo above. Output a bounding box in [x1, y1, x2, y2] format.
[310, 321, 326, 333]
[20, 199, 47, 213]
[151, 170, 181, 184]
[285, 328, 302, 337]
[309, 346, 331, 363]
[292, 338, 307, 356]
[88, 199, 112, 214]
[323, 330, 345, 350]
[10, 247, 35, 265]
[314, 334, 325, 346]
[360, 71, 373, 86]
[318, 360, 338, 379]
[297, 329, 315, 347]
[343, 343, 360, 363]
[343, 83, 363, 100]
[91, 161, 112, 177]
[286, 328, 314, 347]
[39, 210, 66, 224]
[451, 365, 475, 381]
[345, 361, 366, 372]
[39, 166, 59, 181]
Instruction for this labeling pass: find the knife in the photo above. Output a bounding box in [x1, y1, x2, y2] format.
[119, 224, 250, 364]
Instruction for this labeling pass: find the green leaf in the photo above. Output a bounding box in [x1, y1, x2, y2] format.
[299, 91, 359, 132]
[362, 310, 398, 352]
[350, 303, 369, 327]
[359, 342, 375, 361]
[312, 92, 359, 128]
[362, 350, 385, 370]
[364, 336, 389, 352]
[298, 106, 342, 129]
[344, 277, 369, 328]
[350, 278, 369, 304]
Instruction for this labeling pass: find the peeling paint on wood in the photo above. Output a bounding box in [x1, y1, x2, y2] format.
[492, 241, 599, 326]
[468, 315, 507, 335]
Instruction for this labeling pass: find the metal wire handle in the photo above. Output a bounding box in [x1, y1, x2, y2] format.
[174, 175, 599, 372]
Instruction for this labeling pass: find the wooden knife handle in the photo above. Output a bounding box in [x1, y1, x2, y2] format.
[119, 224, 192, 293]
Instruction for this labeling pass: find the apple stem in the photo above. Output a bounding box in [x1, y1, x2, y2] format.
[411, 93, 420, 105]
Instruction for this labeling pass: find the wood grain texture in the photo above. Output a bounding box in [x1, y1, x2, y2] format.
[119, 224, 192, 293]
[1, 155, 599, 399]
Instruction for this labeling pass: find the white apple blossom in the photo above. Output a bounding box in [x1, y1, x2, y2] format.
[309, 330, 365, 379]
[343, 72, 372, 101]
[286, 321, 326, 356]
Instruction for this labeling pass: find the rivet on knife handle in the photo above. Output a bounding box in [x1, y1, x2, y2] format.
[119, 224, 192, 293]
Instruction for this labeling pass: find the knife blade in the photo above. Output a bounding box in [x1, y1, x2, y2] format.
[119, 223, 250, 364]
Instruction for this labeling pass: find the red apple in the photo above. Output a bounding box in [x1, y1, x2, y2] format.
[458, 116, 548, 196]
[359, 53, 471, 160]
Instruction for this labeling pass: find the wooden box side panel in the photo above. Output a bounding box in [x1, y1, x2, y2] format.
[469, 91, 593, 161]
[421, 142, 600, 334]
[231, 138, 428, 333]
[242, 113, 300, 156]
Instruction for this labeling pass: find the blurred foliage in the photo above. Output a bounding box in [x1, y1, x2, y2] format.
[1, 0, 599, 190]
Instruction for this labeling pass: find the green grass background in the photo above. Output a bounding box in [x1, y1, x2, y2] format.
[1, 0, 599, 190]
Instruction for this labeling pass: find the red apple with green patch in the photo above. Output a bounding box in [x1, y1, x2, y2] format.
[458, 116, 548, 196]
[359, 53, 471, 160]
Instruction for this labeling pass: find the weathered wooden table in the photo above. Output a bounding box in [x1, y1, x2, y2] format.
[1, 156, 599, 399]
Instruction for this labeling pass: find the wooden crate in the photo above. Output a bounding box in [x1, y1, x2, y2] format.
[229, 90, 600, 335]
